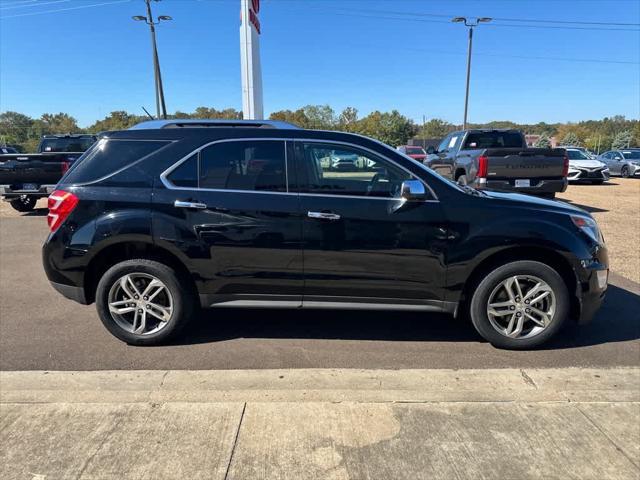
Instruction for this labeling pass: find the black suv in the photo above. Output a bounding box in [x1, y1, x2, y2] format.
[43, 119, 608, 349]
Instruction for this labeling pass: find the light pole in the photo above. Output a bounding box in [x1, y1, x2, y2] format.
[133, 0, 171, 119]
[452, 16, 492, 129]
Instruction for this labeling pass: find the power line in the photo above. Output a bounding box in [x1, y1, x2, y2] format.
[0, 0, 130, 19]
[0, 0, 70, 11]
[321, 10, 640, 32]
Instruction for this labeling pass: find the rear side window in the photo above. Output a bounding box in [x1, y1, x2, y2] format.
[462, 132, 524, 149]
[199, 140, 286, 192]
[64, 139, 168, 183]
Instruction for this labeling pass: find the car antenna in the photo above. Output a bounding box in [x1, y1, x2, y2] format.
[141, 106, 154, 121]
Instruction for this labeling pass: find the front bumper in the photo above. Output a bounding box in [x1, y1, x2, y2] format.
[573, 245, 609, 325]
[0, 184, 56, 198]
[474, 177, 568, 194]
[49, 281, 88, 305]
[567, 167, 609, 182]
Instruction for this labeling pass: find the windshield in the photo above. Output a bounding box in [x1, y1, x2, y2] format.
[462, 132, 524, 149]
[622, 150, 640, 159]
[567, 149, 591, 160]
[405, 147, 425, 155]
[40, 137, 95, 153]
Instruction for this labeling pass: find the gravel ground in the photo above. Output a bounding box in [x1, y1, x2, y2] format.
[558, 178, 639, 283]
[1, 178, 638, 282]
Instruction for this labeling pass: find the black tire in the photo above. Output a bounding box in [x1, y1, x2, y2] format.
[621, 166, 630, 178]
[9, 195, 36, 212]
[469, 260, 569, 349]
[95, 259, 195, 345]
[456, 174, 468, 186]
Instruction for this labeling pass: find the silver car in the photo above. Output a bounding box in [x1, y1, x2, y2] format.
[599, 149, 640, 178]
[565, 148, 609, 184]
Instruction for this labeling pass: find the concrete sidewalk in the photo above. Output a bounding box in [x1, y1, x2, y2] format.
[2, 368, 639, 479]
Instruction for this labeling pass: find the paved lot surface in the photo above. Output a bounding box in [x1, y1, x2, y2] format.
[2, 369, 639, 480]
[1, 215, 638, 371]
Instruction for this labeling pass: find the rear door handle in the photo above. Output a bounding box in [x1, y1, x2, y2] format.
[308, 211, 341, 221]
[174, 200, 207, 209]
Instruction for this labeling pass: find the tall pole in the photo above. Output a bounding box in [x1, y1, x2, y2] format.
[463, 26, 473, 130]
[145, 0, 167, 119]
[452, 17, 491, 129]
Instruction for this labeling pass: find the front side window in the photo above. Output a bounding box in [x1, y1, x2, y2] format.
[300, 143, 412, 198]
[200, 140, 286, 192]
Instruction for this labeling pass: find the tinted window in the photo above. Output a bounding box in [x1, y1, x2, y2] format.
[167, 154, 197, 188]
[567, 149, 589, 160]
[405, 147, 425, 155]
[462, 132, 524, 149]
[40, 137, 95, 152]
[200, 140, 286, 192]
[437, 135, 451, 152]
[301, 143, 412, 198]
[63, 139, 168, 183]
[622, 150, 640, 159]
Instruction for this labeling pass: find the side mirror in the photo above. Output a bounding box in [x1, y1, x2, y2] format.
[400, 180, 426, 201]
[426, 146, 436, 155]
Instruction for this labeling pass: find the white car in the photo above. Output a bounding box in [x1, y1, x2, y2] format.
[565, 148, 609, 184]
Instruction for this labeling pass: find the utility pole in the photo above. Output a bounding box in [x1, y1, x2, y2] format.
[133, 0, 172, 119]
[452, 17, 492, 129]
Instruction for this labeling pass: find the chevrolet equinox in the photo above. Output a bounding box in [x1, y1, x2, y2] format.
[43, 120, 608, 349]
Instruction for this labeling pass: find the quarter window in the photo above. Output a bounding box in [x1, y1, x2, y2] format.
[300, 143, 412, 198]
[167, 154, 198, 188]
[200, 140, 286, 192]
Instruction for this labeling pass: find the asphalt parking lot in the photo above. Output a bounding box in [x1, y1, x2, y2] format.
[0, 180, 638, 371]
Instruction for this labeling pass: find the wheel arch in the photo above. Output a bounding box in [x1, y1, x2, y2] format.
[458, 246, 580, 321]
[83, 241, 195, 304]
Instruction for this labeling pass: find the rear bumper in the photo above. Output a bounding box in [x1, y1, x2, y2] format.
[49, 281, 88, 305]
[474, 178, 568, 194]
[0, 184, 55, 198]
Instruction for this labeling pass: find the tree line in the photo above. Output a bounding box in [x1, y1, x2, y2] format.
[1, 107, 637, 153]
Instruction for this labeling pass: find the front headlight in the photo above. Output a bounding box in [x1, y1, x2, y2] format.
[571, 215, 602, 243]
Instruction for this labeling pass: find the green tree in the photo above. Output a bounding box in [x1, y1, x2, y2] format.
[40, 113, 81, 134]
[0, 111, 35, 150]
[611, 130, 633, 149]
[87, 111, 144, 132]
[535, 133, 551, 148]
[355, 110, 417, 146]
[302, 105, 336, 129]
[269, 108, 309, 127]
[417, 118, 456, 139]
[561, 132, 581, 146]
[338, 107, 359, 131]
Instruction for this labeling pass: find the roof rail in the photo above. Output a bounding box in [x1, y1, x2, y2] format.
[129, 119, 300, 130]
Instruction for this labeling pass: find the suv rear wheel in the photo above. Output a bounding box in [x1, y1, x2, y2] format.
[469, 260, 569, 349]
[95, 259, 194, 345]
[9, 195, 36, 212]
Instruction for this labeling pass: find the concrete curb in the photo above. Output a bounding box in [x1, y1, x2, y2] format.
[2, 367, 638, 403]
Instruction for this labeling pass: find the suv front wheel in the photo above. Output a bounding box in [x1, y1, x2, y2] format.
[469, 260, 569, 349]
[96, 259, 194, 345]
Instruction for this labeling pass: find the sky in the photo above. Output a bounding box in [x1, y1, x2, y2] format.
[1, 0, 639, 127]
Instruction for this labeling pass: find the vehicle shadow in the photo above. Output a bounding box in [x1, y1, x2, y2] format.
[22, 208, 48, 217]
[558, 199, 608, 213]
[170, 283, 639, 349]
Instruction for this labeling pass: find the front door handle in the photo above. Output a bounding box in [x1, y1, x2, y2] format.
[174, 200, 207, 209]
[308, 211, 341, 221]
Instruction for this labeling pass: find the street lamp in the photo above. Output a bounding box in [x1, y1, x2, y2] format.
[133, 0, 172, 119]
[452, 16, 492, 129]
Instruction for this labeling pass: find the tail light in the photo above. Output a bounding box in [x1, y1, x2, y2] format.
[47, 190, 78, 232]
[477, 155, 488, 178]
[61, 161, 71, 175]
[562, 154, 569, 177]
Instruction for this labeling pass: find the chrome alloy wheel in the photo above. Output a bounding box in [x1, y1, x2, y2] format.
[107, 273, 173, 335]
[486, 275, 556, 339]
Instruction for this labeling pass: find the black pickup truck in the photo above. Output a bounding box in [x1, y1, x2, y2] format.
[424, 129, 568, 198]
[0, 134, 96, 211]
